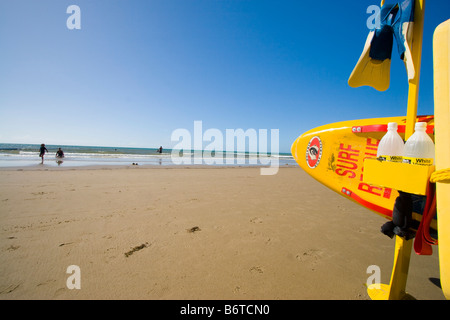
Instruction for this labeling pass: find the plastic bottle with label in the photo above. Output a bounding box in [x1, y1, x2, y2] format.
[377, 122, 405, 162]
[403, 122, 435, 166]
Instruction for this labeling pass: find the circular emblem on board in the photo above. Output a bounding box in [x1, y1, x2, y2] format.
[306, 136, 322, 169]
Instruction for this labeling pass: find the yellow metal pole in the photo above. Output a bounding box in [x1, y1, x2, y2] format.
[387, 0, 425, 300]
[368, 0, 426, 300]
[405, 0, 425, 139]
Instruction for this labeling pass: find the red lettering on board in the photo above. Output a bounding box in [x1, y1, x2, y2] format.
[335, 144, 360, 179]
[339, 144, 359, 153]
[357, 138, 394, 200]
[336, 169, 357, 179]
[338, 151, 359, 162]
[336, 160, 358, 170]
[366, 138, 379, 150]
[383, 188, 392, 199]
[335, 138, 394, 201]
[358, 183, 383, 196]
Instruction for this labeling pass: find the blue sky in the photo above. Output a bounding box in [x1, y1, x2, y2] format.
[0, 0, 448, 153]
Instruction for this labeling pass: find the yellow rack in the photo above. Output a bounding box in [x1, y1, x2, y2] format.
[363, 0, 427, 300]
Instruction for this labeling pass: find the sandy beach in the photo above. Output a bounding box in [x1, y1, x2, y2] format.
[0, 165, 444, 300]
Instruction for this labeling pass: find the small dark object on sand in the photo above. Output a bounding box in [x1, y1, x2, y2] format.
[187, 226, 201, 233]
[124, 242, 148, 257]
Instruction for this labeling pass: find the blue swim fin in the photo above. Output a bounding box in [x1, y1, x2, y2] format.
[392, 0, 416, 81]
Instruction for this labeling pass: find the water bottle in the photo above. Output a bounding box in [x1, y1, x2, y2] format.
[377, 122, 405, 162]
[403, 122, 435, 166]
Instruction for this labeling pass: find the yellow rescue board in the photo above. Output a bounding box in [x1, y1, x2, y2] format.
[433, 19, 450, 300]
[291, 115, 435, 228]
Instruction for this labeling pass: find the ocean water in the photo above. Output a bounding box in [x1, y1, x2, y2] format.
[0, 143, 296, 168]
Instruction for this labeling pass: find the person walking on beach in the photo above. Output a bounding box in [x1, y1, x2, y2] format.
[56, 148, 65, 158]
[39, 144, 48, 164]
[158, 146, 163, 154]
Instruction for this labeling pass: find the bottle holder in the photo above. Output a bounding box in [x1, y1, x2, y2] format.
[363, 158, 435, 196]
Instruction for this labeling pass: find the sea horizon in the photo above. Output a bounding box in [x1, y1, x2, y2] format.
[0, 143, 296, 168]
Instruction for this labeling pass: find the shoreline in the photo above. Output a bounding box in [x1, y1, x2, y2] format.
[0, 163, 299, 172]
[0, 166, 444, 300]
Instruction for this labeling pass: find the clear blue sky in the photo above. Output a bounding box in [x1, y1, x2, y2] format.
[0, 0, 448, 153]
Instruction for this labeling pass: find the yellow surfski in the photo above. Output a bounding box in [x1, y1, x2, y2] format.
[291, 115, 436, 232]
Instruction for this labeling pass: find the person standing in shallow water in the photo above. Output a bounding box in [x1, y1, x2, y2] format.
[56, 148, 64, 158]
[39, 144, 48, 164]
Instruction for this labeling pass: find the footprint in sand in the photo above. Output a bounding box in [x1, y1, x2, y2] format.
[250, 217, 262, 224]
[7, 245, 20, 251]
[249, 266, 264, 274]
[296, 249, 323, 263]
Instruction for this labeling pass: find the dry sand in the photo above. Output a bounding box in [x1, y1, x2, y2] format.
[0, 166, 445, 300]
